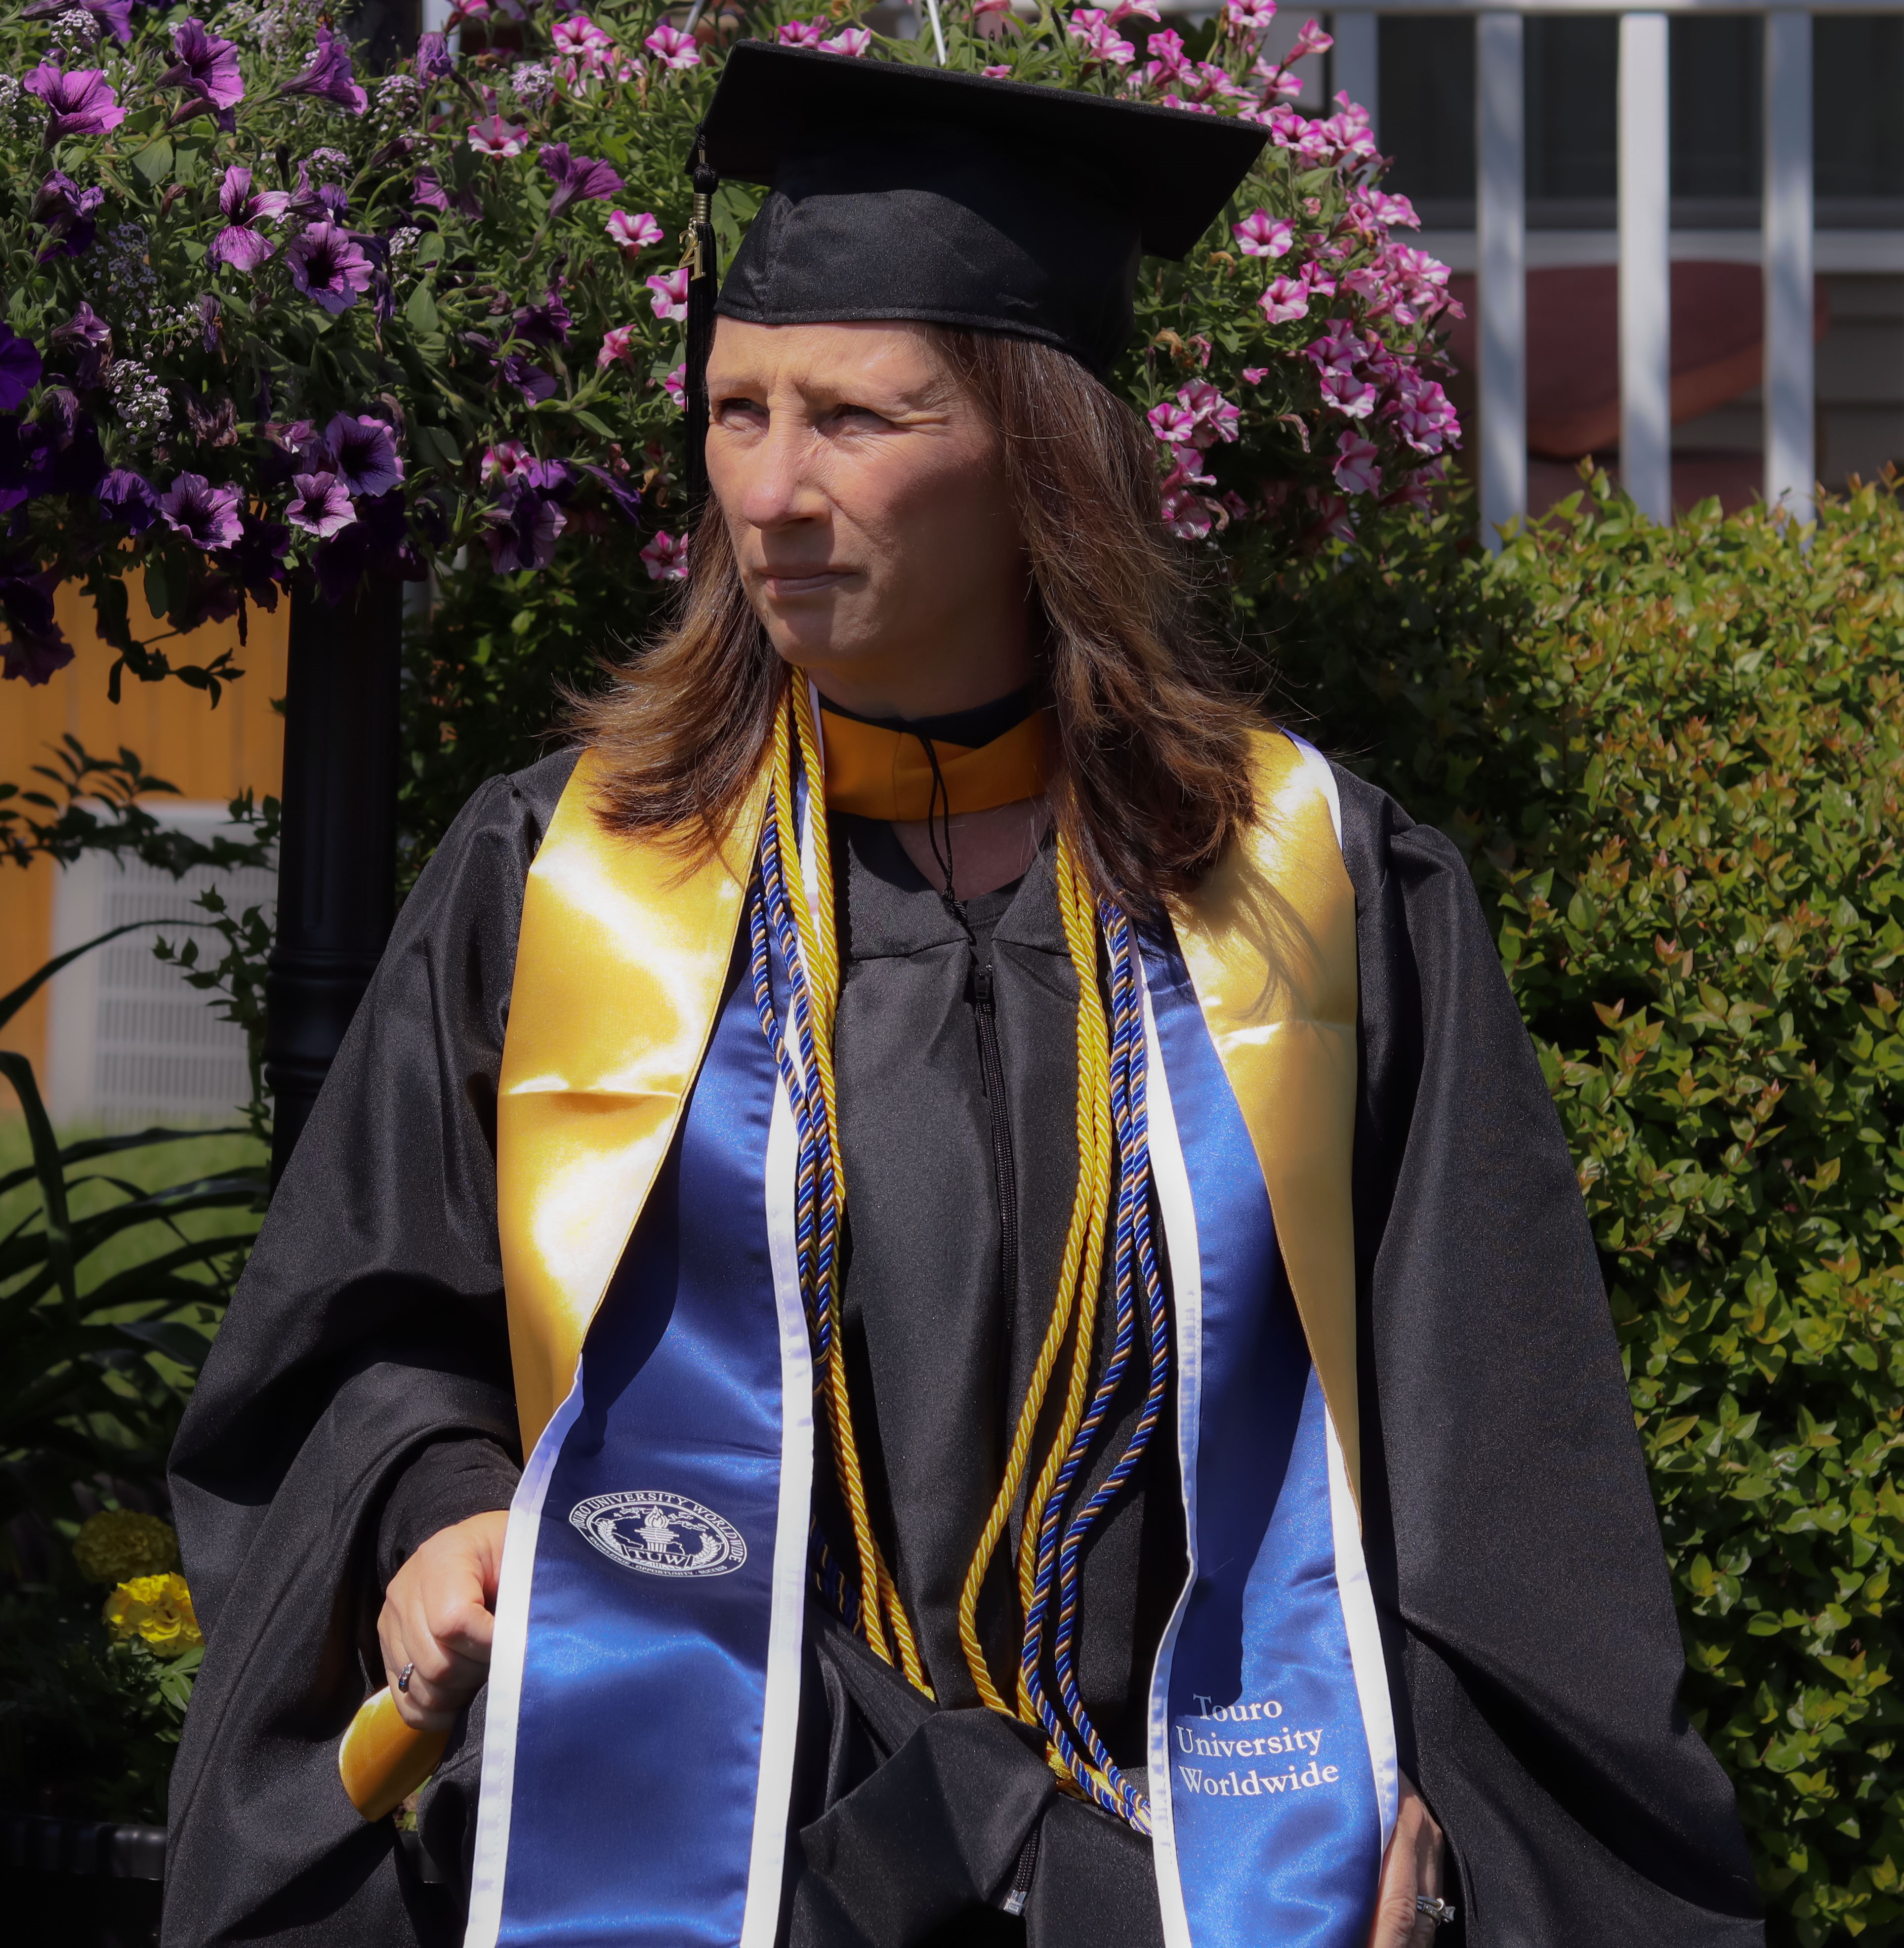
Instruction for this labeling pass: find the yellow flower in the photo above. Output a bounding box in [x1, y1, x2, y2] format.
[103, 1573, 205, 1658]
[74, 1509, 180, 1585]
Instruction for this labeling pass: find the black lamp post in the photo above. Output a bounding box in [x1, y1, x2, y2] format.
[262, 572, 403, 1186]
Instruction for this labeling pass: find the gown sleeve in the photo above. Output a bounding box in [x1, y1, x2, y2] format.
[160, 748, 578, 1948]
[1333, 764, 1764, 1946]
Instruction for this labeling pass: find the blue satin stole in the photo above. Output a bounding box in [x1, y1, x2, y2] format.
[1141, 935, 1387, 1948]
[467, 921, 1391, 1947]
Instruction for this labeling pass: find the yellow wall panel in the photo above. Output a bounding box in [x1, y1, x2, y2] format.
[0, 585, 287, 1083]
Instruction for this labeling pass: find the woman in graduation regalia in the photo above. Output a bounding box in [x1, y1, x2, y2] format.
[162, 44, 1761, 1948]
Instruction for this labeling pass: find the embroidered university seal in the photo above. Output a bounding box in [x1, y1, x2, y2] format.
[568, 1490, 748, 1579]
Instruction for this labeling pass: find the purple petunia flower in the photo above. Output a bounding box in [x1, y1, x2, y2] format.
[161, 19, 244, 125]
[484, 474, 567, 574]
[283, 25, 368, 114]
[97, 466, 157, 532]
[512, 285, 572, 348]
[412, 169, 450, 213]
[414, 30, 455, 81]
[215, 511, 291, 609]
[578, 461, 641, 525]
[284, 223, 374, 315]
[31, 171, 103, 262]
[500, 354, 557, 405]
[52, 303, 111, 389]
[286, 469, 356, 538]
[157, 472, 244, 551]
[0, 329, 43, 414]
[23, 63, 126, 141]
[208, 165, 291, 271]
[538, 143, 625, 217]
[321, 413, 404, 498]
[0, 558, 72, 684]
[21, 0, 136, 46]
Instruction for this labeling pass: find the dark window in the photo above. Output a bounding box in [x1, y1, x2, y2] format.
[1816, 15, 1904, 220]
[1526, 12, 1617, 223]
[1379, 14, 1475, 225]
[1670, 13, 1761, 222]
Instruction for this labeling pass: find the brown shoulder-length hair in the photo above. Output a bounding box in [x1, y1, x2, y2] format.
[573, 327, 1264, 919]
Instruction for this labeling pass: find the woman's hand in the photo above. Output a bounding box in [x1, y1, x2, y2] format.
[1368, 1771, 1448, 1948]
[377, 1510, 509, 1731]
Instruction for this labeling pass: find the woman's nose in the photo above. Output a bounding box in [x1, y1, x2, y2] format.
[738, 415, 822, 531]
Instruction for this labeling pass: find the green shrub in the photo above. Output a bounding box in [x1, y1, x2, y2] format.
[1271, 472, 1904, 1945]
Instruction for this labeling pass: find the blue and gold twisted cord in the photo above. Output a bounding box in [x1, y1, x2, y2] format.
[748, 684, 1169, 1829]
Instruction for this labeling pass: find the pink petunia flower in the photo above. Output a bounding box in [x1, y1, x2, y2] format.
[607, 209, 664, 259]
[482, 441, 534, 483]
[982, 63, 1013, 77]
[1222, 0, 1276, 32]
[1306, 488, 1356, 544]
[641, 529, 688, 581]
[1332, 430, 1381, 496]
[1242, 365, 1269, 384]
[597, 325, 638, 369]
[645, 267, 690, 322]
[1233, 209, 1294, 259]
[1285, 16, 1332, 58]
[1067, 8, 1136, 66]
[1178, 380, 1240, 446]
[644, 22, 701, 70]
[1258, 276, 1308, 324]
[1106, 0, 1161, 20]
[819, 26, 872, 55]
[1147, 401, 1199, 446]
[777, 18, 829, 46]
[1141, 27, 1193, 81]
[468, 114, 529, 156]
[662, 364, 686, 408]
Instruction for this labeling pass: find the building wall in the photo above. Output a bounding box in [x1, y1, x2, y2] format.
[0, 584, 287, 1092]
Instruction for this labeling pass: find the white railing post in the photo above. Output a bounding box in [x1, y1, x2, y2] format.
[1331, 11, 1380, 139]
[1763, 9, 1815, 524]
[1618, 11, 1672, 523]
[1477, 9, 1527, 545]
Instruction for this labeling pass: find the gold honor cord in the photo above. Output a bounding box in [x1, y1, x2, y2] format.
[955, 842, 1114, 1736]
[776, 686, 931, 1694]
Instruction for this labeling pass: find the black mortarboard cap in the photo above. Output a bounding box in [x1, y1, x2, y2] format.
[699, 43, 1265, 376]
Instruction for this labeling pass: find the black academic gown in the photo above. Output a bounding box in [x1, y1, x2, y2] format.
[162, 744, 1763, 1948]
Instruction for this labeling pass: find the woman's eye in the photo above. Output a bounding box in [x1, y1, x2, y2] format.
[828, 404, 888, 428]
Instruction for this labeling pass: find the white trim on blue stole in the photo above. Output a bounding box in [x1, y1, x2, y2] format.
[742, 1080, 817, 1947]
[466, 1378, 584, 1947]
[1138, 937, 1396, 1948]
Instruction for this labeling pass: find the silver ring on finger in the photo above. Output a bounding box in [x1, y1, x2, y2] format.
[398, 1662, 415, 1694]
[1415, 1896, 1457, 1927]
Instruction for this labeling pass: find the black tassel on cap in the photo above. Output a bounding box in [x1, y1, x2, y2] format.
[683, 135, 719, 512]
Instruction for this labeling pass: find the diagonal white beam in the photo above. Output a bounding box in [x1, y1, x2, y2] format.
[1763, 9, 1815, 523]
[1618, 12, 1673, 523]
[1477, 9, 1527, 545]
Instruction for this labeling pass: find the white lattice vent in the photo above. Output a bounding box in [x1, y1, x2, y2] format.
[47, 803, 277, 1128]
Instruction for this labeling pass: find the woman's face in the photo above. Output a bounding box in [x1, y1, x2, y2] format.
[704, 318, 1034, 718]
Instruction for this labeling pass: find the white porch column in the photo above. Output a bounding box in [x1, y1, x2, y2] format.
[1331, 12, 1380, 138]
[1763, 8, 1815, 523]
[1618, 12, 1672, 523]
[1477, 9, 1527, 544]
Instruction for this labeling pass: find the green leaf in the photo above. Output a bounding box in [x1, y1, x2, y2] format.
[404, 283, 440, 335]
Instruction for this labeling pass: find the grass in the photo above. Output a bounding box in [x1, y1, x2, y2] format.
[0, 1118, 266, 1298]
